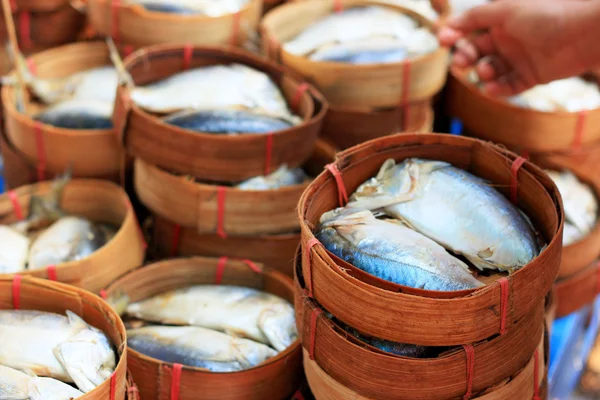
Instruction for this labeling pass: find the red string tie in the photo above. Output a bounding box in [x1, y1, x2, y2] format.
[182, 44, 193, 71]
[9, 0, 17, 12]
[26, 58, 36, 75]
[572, 110, 587, 152]
[264, 132, 274, 175]
[510, 157, 526, 205]
[304, 238, 321, 298]
[46, 265, 57, 281]
[171, 224, 182, 257]
[215, 257, 261, 284]
[8, 191, 24, 220]
[291, 83, 309, 113]
[34, 122, 46, 182]
[308, 308, 322, 360]
[170, 363, 183, 400]
[498, 277, 510, 335]
[462, 345, 475, 399]
[333, 0, 343, 13]
[325, 163, 349, 207]
[109, 373, 117, 400]
[216, 186, 227, 239]
[100, 289, 108, 300]
[12, 275, 22, 309]
[123, 45, 134, 58]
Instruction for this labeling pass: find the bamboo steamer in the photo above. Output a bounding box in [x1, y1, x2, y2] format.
[2, 42, 123, 180]
[105, 257, 302, 400]
[322, 102, 434, 150]
[153, 216, 299, 277]
[0, 275, 130, 399]
[114, 44, 326, 182]
[447, 68, 600, 152]
[0, 126, 36, 189]
[299, 133, 563, 346]
[526, 148, 600, 279]
[0, 179, 145, 293]
[11, 0, 70, 12]
[260, 0, 449, 108]
[87, 0, 262, 48]
[555, 262, 600, 318]
[0, 4, 85, 48]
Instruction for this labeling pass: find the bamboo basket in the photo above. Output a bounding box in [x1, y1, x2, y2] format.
[87, 0, 263, 48]
[322, 101, 434, 150]
[264, 0, 283, 13]
[447, 68, 600, 152]
[0, 4, 85, 48]
[260, 0, 449, 108]
[11, 0, 70, 12]
[555, 262, 600, 318]
[2, 42, 123, 180]
[114, 44, 326, 182]
[0, 126, 36, 189]
[0, 275, 129, 399]
[526, 149, 600, 279]
[105, 257, 302, 400]
[0, 179, 145, 293]
[294, 254, 545, 400]
[152, 216, 299, 277]
[299, 133, 563, 346]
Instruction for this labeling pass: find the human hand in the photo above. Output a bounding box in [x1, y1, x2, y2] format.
[438, 0, 600, 96]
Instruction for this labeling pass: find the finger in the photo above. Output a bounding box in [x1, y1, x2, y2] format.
[471, 33, 496, 57]
[483, 72, 531, 97]
[476, 55, 511, 81]
[454, 38, 479, 65]
[451, 52, 472, 68]
[438, 26, 463, 47]
[447, 1, 513, 33]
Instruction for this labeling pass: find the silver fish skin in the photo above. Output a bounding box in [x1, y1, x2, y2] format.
[0, 226, 30, 273]
[128, 325, 277, 372]
[125, 0, 249, 16]
[27, 216, 114, 270]
[34, 99, 114, 130]
[125, 285, 297, 351]
[163, 109, 293, 134]
[317, 209, 484, 291]
[346, 158, 540, 272]
[0, 310, 116, 393]
[0, 365, 84, 400]
[236, 165, 307, 190]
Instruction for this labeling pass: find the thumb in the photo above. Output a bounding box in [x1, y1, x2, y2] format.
[448, 1, 513, 33]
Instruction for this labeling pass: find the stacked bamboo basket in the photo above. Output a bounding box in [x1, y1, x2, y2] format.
[447, 69, 600, 318]
[261, 0, 449, 150]
[297, 133, 563, 399]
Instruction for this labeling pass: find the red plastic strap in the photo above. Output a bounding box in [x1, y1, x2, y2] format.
[215, 256, 229, 284]
[510, 157, 526, 205]
[241, 259, 262, 274]
[304, 238, 320, 298]
[100, 289, 108, 300]
[308, 308, 322, 360]
[46, 265, 57, 281]
[325, 163, 349, 207]
[229, 11, 241, 46]
[498, 277, 510, 335]
[170, 363, 183, 400]
[109, 373, 117, 400]
[333, 0, 343, 12]
[123, 45, 134, 58]
[462, 345, 475, 400]
[182, 44, 193, 71]
[171, 224, 182, 257]
[291, 390, 305, 400]
[520, 149, 530, 160]
[401, 61, 411, 130]
[291, 83, 309, 113]
[26, 58, 36, 75]
[111, 0, 121, 42]
[264, 132, 274, 175]
[572, 110, 588, 152]
[18, 11, 32, 50]
[8, 191, 24, 220]
[532, 349, 541, 400]
[12, 275, 22, 309]
[216, 186, 227, 239]
[34, 122, 46, 182]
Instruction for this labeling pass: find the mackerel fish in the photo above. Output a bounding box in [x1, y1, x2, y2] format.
[236, 165, 307, 190]
[345, 158, 540, 272]
[163, 109, 294, 134]
[0, 310, 116, 393]
[0, 365, 83, 400]
[123, 285, 297, 351]
[124, 0, 249, 16]
[128, 325, 277, 372]
[317, 209, 484, 291]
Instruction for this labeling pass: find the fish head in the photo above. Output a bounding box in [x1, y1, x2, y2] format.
[319, 208, 376, 227]
[257, 303, 297, 352]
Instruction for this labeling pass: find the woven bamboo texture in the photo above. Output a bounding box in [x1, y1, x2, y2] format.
[10, 0, 69, 11]
[105, 257, 302, 400]
[322, 101, 434, 150]
[0, 125, 36, 188]
[298, 133, 563, 346]
[87, 0, 262, 48]
[114, 44, 326, 182]
[555, 262, 600, 318]
[447, 68, 600, 152]
[0, 275, 130, 399]
[261, 0, 449, 108]
[0, 179, 145, 293]
[2, 41, 123, 179]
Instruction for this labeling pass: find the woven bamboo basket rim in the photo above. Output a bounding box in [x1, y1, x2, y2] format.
[293, 251, 544, 399]
[0, 275, 129, 399]
[104, 257, 302, 400]
[555, 262, 600, 318]
[298, 133, 563, 345]
[0, 179, 145, 293]
[115, 44, 326, 181]
[9, 0, 70, 11]
[260, 0, 449, 107]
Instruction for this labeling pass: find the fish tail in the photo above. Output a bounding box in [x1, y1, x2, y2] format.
[106, 291, 131, 316]
[106, 38, 135, 89]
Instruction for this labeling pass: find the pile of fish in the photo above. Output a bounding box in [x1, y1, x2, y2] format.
[113, 285, 297, 372]
[507, 77, 600, 113]
[0, 310, 116, 399]
[236, 164, 308, 190]
[316, 158, 542, 291]
[546, 170, 598, 246]
[0, 175, 117, 274]
[124, 61, 302, 134]
[126, 0, 249, 16]
[282, 6, 439, 65]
